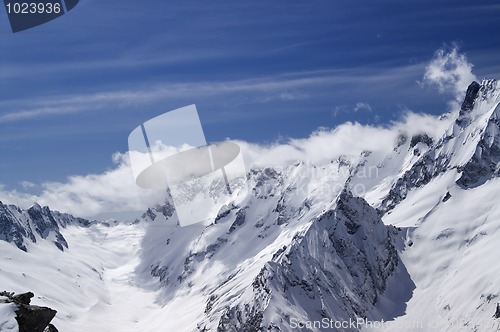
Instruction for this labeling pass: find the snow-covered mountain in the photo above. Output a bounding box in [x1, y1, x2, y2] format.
[1, 79, 499, 332]
[0, 202, 76, 252]
[377, 79, 500, 215]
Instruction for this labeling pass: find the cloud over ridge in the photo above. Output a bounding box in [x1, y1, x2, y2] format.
[0, 109, 454, 219]
[0, 45, 481, 219]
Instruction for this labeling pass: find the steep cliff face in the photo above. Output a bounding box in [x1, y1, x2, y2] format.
[378, 79, 500, 214]
[212, 190, 400, 332]
[130, 158, 406, 331]
[0, 202, 71, 252]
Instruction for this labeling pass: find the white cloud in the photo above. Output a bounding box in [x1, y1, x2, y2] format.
[0, 154, 166, 220]
[0, 108, 454, 220]
[240, 109, 453, 170]
[3, 45, 468, 219]
[423, 45, 477, 107]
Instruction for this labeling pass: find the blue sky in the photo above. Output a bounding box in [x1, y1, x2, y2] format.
[1, 0, 500, 191]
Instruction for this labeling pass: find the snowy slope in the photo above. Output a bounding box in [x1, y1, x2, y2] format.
[0, 163, 399, 331]
[211, 190, 404, 332]
[377, 79, 500, 215]
[133, 162, 402, 331]
[366, 79, 500, 331]
[0, 299, 18, 332]
[370, 178, 500, 332]
[0, 221, 165, 332]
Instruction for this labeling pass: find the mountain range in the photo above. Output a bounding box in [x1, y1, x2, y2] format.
[1, 79, 499, 331]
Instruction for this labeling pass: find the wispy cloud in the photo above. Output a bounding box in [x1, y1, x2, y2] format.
[0, 106, 82, 123]
[0, 50, 231, 81]
[354, 102, 372, 112]
[0, 65, 423, 124]
[333, 102, 373, 117]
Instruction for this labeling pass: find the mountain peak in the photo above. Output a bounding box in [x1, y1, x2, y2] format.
[0, 202, 95, 251]
[29, 202, 42, 209]
[457, 79, 498, 126]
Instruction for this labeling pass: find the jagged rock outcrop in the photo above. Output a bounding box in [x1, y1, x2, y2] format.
[210, 190, 400, 331]
[459, 80, 481, 117]
[409, 133, 434, 149]
[378, 79, 500, 214]
[133, 154, 408, 331]
[44, 324, 59, 332]
[456, 99, 500, 187]
[377, 153, 449, 214]
[0, 201, 94, 252]
[0, 291, 58, 332]
[139, 199, 176, 223]
[0, 203, 36, 251]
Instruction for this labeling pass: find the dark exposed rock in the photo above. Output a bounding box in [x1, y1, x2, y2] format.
[457, 80, 497, 128]
[1, 291, 58, 332]
[228, 209, 246, 234]
[0, 204, 34, 252]
[456, 107, 500, 188]
[12, 292, 34, 305]
[44, 324, 59, 332]
[410, 133, 433, 148]
[15, 303, 57, 332]
[251, 168, 283, 199]
[141, 208, 157, 221]
[151, 262, 170, 285]
[214, 204, 236, 224]
[211, 189, 404, 331]
[442, 192, 452, 202]
[205, 294, 218, 314]
[336, 189, 362, 235]
[380, 80, 499, 214]
[460, 81, 481, 116]
[216, 267, 272, 332]
[378, 154, 450, 215]
[160, 199, 176, 219]
[214, 209, 231, 224]
[494, 303, 500, 319]
[0, 201, 95, 251]
[395, 133, 408, 149]
[140, 199, 176, 222]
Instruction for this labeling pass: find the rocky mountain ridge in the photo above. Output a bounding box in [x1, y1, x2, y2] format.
[378, 79, 499, 214]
